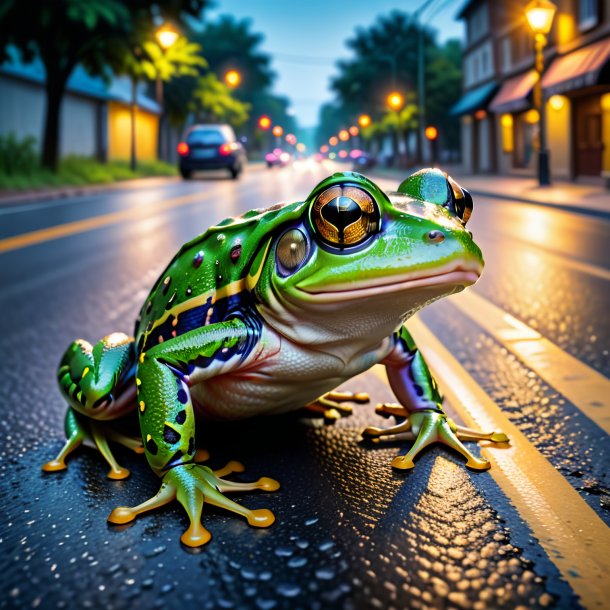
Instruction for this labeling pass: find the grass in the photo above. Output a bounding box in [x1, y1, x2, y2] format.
[0, 156, 178, 192]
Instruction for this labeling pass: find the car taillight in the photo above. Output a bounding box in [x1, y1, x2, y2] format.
[219, 143, 232, 156]
[177, 142, 189, 156]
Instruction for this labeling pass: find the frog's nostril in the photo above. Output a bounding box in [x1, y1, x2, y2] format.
[425, 230, 445, 243]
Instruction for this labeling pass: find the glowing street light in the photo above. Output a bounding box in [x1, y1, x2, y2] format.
[329, 136, 338, 146]
[525, 0, 557, 34]
[338, 130, 349, 142]
[225, 70, 241, 88]
[286, 133, 297, 145]
[155, 25, 179, 50]
[258, 115, 272, 130]
[349, 126, 359, 137]
[272, 125, 284, 137]
[525, 0, 557, 186]
[320, 145, 329, 153]
[358, 114, 371, 128]
[387, 92, 404, 110]
[424, 125, 438, 141]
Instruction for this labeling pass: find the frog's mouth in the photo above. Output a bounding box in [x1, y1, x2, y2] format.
[297, 262, 482, 304]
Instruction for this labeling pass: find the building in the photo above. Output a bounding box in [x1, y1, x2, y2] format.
[0, 47, 160, 163]
[453, 0, 610, 184]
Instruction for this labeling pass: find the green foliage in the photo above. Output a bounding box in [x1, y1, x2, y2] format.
[190, 73, 251, 127]
[318, 10, 463, 153]
[0, 154, 177, 191]
[0, 134, 39, 175]
[186, 15, 296, 143]
[0, 0, 209, 169]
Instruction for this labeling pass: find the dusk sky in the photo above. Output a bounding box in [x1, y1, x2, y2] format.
[207, 0, 464, 128]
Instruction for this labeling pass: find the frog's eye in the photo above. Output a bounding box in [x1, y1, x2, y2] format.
[310, 185, 380, 248]
[276, 228, 309, 274]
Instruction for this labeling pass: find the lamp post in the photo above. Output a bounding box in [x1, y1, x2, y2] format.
[387, 92, 404, 167]
[154, 24, 179, 162]
[525, 0, 557, 186]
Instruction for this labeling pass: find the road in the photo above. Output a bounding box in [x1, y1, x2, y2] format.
[0, 161, 608, 610]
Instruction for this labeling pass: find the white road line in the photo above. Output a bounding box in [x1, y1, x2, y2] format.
[373, 317, 610, 610]
[448, 289, 610, 435]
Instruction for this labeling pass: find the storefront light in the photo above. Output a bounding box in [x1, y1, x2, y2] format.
[548, 95, 565, 111]
[474, 109, 487, 120]
[525, 109, 540, 124]
[600, 94, 610, 111]
[500, 114, 513, 127]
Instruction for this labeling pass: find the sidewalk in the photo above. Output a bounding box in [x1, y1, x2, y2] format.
[370, 166, 610, 218]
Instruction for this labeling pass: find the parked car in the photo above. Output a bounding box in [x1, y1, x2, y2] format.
[177, 124, 246, 180]
[265, 148, 292, 168]
[352, 151, 377, 171]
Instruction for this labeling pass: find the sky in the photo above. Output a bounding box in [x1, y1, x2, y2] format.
[207, 0, 465, 128]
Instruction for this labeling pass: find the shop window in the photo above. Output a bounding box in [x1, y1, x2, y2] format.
[501, 37, 512, 73]
[579, 0, 599, 31]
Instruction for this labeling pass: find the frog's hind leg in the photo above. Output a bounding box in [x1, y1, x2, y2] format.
[42, 408, 90, 472]
[452, 423, 509, 444]
[44, 333, 137, 478]
[303, 391, 370, 422]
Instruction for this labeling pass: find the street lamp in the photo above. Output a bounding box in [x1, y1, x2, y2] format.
[225, 70, 241, 88]
[272, 125, 283, 137]
[154, 24, 179, 163]
[425, 125, 439, 165]
[156, 25, 179, 50]
[329, 136, 338, 147]
[525, 0, 557, 186]
[387, 92, 404, 111]
[338, 129, 349, 142]
[358, 114, 371, 128]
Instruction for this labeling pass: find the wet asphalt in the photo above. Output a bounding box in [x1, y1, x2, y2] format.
[0, 161, 607, 610]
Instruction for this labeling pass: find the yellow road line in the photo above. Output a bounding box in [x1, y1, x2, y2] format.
[0, 190, 218, 254]
[374, 317, 610, 610]
[449, 290, 610, 435]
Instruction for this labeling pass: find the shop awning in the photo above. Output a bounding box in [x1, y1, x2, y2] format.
[542, 38, 610, 96]
[489, 70, 537, 114]
[450, 81, 498, 116]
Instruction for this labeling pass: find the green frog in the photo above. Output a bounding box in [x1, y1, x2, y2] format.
[43, 168, 508, 547]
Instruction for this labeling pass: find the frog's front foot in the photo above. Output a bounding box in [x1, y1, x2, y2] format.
[304, 390, 370, 423]
[108, 462, 280, 547]
[363, 407, 508, 471]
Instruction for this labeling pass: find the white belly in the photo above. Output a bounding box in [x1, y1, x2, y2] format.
[189, 334, 388, 421]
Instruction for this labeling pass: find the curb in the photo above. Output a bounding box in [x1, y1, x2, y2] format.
[0, 163, 267, 208]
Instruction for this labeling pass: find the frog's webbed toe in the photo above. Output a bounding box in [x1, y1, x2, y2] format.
[108, 462, 279, 547]
[304, 391, 370, 423]
[363, 410, 508, 471]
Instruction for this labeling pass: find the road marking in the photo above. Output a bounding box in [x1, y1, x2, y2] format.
[448, 289, 610, 435]
[371, 317, 610, 610]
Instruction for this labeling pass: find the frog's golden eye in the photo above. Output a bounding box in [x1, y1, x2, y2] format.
[311, 185, 380, 248]
[276, 228, 308, 273]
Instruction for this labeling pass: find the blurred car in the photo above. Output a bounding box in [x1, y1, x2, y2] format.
[177, 124, 246, 180]
[265, 148, 292, 168]
[351, 150, 377, 171]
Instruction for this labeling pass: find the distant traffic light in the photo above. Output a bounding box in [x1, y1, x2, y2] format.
[258, 115, 272, 130]
[425, 126, 438, 141]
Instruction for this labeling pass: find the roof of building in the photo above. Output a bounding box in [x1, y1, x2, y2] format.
[0, 47, 161, 114]
[450, 80, 498, 116]
[456, 0, 482, 20]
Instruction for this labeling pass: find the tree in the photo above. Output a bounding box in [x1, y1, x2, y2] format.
[0, 0, 208, 170]
[190, 16, 297, 146]
[321, 10, 462, 164]
[189, 73, 250, 127]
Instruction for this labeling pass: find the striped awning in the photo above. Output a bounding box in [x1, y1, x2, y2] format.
[489, 70, 537, 114]
[542, 38, 610, 96]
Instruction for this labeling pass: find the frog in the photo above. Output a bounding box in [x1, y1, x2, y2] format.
[43, 168, 508, 547]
